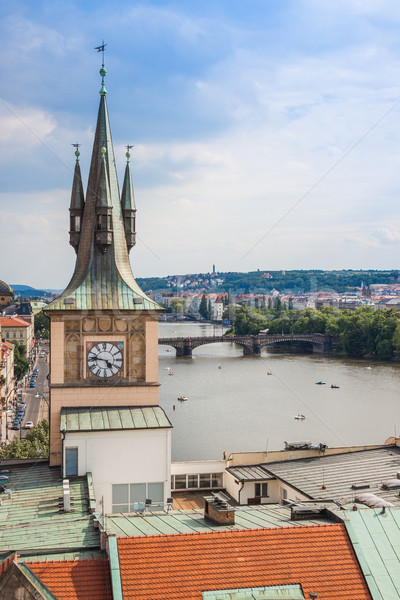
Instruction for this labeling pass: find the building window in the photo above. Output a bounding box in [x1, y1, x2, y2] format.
[255, 482, 268, 497]
[112, 482, 164, 514]
[65, 447, 78, 476]
[171, 473, 223, 491]
[5, 333, 9, 339]
[19, 332, 23, 338]
[282, 488, 287, 500]
[13, 332, 16, 338]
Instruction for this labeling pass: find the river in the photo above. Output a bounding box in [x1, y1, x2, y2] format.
[158, 321, 400, 462]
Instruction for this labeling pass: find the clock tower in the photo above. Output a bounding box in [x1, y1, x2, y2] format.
[45, 62, 170, 513]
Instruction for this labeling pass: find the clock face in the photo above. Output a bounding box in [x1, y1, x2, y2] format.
[86, 341, 124, 378]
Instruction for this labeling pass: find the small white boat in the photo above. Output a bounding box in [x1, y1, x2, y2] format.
[294, 414, 306, 420]
[178, 396, 188, 401]
[164, 367, 170, 370]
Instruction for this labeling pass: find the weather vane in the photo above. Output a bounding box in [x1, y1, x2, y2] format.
[125, 145, 134, 161]
[94, 42, 107, 66]
[71, 142, 81, 161]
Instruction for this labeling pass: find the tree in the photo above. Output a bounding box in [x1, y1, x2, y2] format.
[169, 298, 185, 314]
[34, 311, 49, 339]
[199, 295, 208, 320]
[0, 420, 49, 459]
[207, 299, 213, 320]
[12, 342, 29, 381]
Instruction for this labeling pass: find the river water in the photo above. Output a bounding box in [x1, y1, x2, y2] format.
[158, 322, 400, 462]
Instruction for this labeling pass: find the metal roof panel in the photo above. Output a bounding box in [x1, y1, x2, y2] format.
[60, 406, 172, 432]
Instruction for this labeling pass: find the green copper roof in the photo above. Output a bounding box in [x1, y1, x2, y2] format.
[202, 586, 306, 600]
[69, 159, 85, 211]
[60, 406, 172, 432]
[100, 502, 339, 536]
[46, 77, 161, 313]
[342, 506, 400, 599]
[121, 158, 136, 211]
[0, 462, 100, 554]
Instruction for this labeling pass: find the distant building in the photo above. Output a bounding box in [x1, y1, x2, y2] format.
[0, 338, 14, 419]
[0, 316, 33, 358]
[0, 280, 13, 308]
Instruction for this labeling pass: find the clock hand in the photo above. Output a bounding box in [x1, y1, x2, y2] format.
[93, 357, 113, 368]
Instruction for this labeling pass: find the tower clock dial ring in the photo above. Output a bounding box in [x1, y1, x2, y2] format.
[87, 341, 123, 378]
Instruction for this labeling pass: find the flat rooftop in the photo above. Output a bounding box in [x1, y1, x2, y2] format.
[0, 461, 100, 555]
[100, 501, 342, 538]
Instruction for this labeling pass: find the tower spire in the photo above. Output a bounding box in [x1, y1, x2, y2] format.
[121, 145, 137, 252]
[46, 57, 161, 312]
[69, 143, 85, 253]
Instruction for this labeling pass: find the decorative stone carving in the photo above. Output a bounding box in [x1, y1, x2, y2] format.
[65, 320, 80, 332]
[83, 318, 96, 332]
[114, 319, 128, 332]
[65, 333, 80, 380]
[129, 332, 146, 382]
[98, 316, 112, 332]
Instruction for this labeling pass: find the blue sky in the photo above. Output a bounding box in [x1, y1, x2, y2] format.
[2, 0, 400, 288]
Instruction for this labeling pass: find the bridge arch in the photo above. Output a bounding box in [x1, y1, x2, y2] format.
[159, 334, 332, 357]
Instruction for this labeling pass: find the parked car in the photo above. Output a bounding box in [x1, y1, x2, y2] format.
[25, 421, 34, 429]
[12, 423, 20, 430]
[29, 382, 36, 388]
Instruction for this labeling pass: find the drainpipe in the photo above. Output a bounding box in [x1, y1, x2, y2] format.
[238, 480, 245, 505]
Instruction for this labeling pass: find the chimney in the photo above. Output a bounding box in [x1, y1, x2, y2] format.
[204, 491, 235, 525]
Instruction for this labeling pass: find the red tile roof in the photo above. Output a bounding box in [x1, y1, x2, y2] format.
[27, 558, 112, 600]
[117, 524, 371, 600]
[0, 317, 29, 327]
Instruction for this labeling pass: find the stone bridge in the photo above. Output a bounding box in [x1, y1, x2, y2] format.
[158, 333, 334, 357]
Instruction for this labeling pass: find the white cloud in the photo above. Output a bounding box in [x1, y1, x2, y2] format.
[0, 102, 56, 151]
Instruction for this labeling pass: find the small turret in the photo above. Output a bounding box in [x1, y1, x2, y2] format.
[69, 146, 85, 253]
[121, 147, 136, 252]
[95, 146, 113, 251]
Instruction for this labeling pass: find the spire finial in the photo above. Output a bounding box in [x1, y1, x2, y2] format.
[95, 41, 107, 95]
[71, 143, 81, 163]
[126, 145, 134, 162]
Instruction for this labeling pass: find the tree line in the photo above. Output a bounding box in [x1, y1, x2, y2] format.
[228, 305, 400, 360]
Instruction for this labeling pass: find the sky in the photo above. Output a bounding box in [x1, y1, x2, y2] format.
[2, 0, 400, 288]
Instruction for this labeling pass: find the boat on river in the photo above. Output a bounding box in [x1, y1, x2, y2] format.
[295, 414, 306, 420]
[178, 396, 188, 401]
[331, 384, 339, 389]
[169, 371, 174, 376]
[315, 381, 326, 385]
